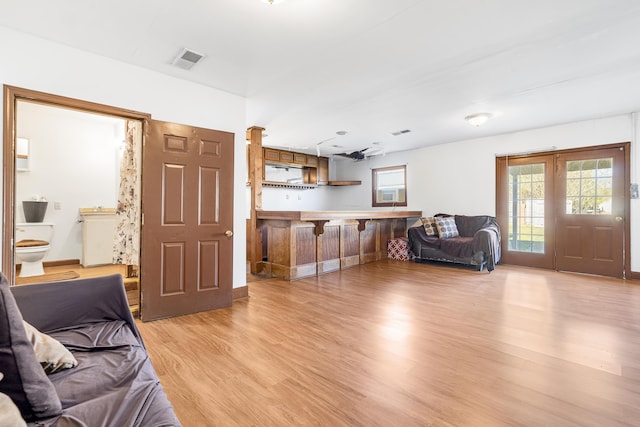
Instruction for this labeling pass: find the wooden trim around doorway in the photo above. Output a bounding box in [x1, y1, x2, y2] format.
[3, 85, 151, 285]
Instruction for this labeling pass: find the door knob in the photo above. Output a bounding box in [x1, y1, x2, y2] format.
[615, 216, 623, 222]
[224, 230, 234, 237]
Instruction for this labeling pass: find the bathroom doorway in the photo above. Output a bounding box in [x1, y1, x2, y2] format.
[4, 85, 237, 321]
[15, 101, 128, 272]
[3, 86, 149, 311]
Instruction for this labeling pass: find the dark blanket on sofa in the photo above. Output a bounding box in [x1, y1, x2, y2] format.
[454, 215, 502, 270]
[409, 215, 501, 271]
[11, 275, 181, 427]
[41, 321, 178, 426]
[440, 237, 475, 258]
[462, 215, 501, 271]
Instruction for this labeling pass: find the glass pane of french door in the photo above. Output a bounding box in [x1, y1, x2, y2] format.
[508, 163, 545, 253]
[565, 158, 613, 215]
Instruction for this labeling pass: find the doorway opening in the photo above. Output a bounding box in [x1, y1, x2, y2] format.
[3, 86, 149, 311]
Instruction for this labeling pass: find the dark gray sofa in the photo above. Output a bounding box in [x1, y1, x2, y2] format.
[1, 273, 181, 426]
[408, 214, 501, 271]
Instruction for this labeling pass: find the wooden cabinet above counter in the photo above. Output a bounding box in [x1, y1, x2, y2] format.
[259, 147, 360, 188]
[264, 147, 319, 168]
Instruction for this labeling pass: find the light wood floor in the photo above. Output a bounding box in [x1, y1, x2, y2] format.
[136, 260, 640, 426]
[15, 262, 128, 281]
[16, 263, 140, 309]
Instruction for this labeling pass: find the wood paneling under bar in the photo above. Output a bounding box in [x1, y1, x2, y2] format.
[268, 224, 290, 266]
[257, 211, 420, 280]
[379, 220, 391, 243]
[362, 222, 377, 254]
[321, 226, 340, 261]
[137, 261, 640, 426]
[342, 224, 360, 258]
[295, 227, 316, 266]
[392, 218, 407, 236]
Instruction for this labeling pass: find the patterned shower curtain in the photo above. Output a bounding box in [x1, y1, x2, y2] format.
[113, 120, 141, 265]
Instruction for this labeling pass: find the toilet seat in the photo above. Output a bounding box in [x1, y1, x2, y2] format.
[15, 223, 54, 278]
[16, 239, 49, 248]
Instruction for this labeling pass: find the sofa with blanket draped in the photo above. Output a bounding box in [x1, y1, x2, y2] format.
[407, 214, 501, 271]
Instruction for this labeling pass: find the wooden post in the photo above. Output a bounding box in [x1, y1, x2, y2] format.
[247, 126, 265, 274]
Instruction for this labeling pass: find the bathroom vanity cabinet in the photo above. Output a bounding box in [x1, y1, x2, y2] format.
[79, 208, 116, 267]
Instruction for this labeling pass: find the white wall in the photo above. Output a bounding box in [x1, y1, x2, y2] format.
[332, 115, 640, 271]
[16, 102, 124, 262]
[260, 187, 352, 211]
[0, 26, 248, 288]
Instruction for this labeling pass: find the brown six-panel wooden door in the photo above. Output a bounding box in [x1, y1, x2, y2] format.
[140, 120, 234, 321]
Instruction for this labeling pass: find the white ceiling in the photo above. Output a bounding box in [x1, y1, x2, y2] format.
[2, 0, 640, 157]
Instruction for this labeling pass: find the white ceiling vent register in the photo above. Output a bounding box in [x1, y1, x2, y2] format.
[172, 48, 204, 70]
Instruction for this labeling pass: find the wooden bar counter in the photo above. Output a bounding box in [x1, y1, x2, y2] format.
[255, 210, 422, 280]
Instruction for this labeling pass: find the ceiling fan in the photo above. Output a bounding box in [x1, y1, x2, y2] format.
[335, 146, 384, 161]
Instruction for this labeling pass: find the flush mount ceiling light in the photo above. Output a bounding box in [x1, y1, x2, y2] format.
[261, 0, 285, 4]
[465, 112, 493, 127]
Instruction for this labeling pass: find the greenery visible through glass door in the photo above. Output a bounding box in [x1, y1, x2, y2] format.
[508, 163, 545, 253]
[565, 158, 613, 215]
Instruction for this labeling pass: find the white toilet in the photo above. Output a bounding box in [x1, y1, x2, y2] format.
[15, 222, 54, 277]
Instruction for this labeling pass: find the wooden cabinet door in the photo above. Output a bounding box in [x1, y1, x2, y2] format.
[264, 148, 279, 162]
[279, 151, 294, 162]
[318, 157, 329, 185]
[293, 153, 307, 165]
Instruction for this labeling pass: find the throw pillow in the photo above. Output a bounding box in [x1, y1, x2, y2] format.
[0, 374, 27, 427]
[23, 321, 78, 375]
[421, 217, 438, 236]
[0, 274, 62, 420]
[435, 216, 459, 239]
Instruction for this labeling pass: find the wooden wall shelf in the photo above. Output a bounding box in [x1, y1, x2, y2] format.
[327, 180, 361, 186]
[262, 181, 317, 189]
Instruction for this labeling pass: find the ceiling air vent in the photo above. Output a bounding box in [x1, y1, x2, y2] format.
[172, 48, 204, 70]
[391, 129, 411, 136]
